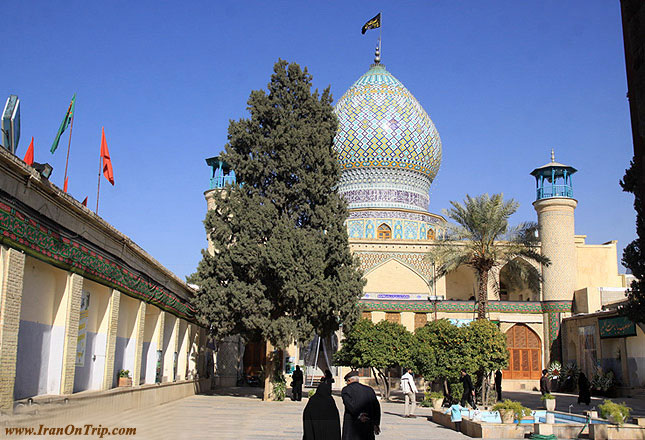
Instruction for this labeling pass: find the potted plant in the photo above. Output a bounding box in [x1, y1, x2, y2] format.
[117, 369, 132, 387]
[492, 399, 531, 424]
[541, 393, 556, 411]
[599, 399, 631, 426]
[428, 391, 444, 410]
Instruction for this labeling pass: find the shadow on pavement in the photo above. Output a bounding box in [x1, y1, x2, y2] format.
[207, 386, 264, 399]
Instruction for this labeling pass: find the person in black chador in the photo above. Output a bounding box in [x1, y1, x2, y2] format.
[577, 373, 591, 405]
[303, 380, 341, 440]
[341, 371, 381, 440]
[322, 369, 335, 385]
[494, 370, 503, 402]
[540, 369, 550, 396]
[459, 369, 476, 409]
[292, 365, 304, 401]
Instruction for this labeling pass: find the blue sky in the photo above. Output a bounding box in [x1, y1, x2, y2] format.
[2, 1, 636, 278]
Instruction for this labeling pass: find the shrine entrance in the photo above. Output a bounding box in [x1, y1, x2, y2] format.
[503, 324, 542, 380]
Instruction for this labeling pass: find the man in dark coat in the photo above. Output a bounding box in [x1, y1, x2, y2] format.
[540, 369, 550, 396]
[292, 365, 304, 401]
[494, 370, 503, 402]
[303, 381, 341, 440]
[459, 369, 476, 409]
[341, 371, 381, 440]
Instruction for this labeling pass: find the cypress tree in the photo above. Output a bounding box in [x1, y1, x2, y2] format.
[189, 60, 365, 371]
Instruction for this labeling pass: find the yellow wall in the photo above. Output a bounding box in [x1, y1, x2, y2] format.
[364, 259, 428, 294]
[81, 278, 111, 334]
[21, 256, 67, 325]
[576, 241, 623, 290]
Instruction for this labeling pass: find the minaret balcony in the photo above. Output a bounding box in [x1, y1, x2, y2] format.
[536, 184, 573, 200]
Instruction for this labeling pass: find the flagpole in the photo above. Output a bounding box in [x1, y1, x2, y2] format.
[96, 135, 102, 214]
[379, 12, 382, 60]
[63, 97, 75, 192]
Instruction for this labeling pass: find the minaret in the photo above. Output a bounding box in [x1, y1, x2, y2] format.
[531, 150, 577, 362]
[204, 156, 236, 255]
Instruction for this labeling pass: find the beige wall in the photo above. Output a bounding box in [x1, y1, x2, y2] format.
[445, 265, 476, 300]
[364, 259, 428, 294]
[576, 241, 623, 290]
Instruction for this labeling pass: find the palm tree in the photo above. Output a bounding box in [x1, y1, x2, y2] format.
[427, 193, 550, 319]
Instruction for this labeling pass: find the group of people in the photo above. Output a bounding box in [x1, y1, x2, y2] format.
[540, 368, 591, 406]
[302, 370, 380, 440]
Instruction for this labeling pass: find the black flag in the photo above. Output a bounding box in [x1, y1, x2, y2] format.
[361, 13, 381, 34]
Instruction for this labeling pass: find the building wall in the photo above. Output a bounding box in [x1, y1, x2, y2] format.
[576, 240, 624, 290]
[73, 278, 111, 393]
[14, 257, 67, 399]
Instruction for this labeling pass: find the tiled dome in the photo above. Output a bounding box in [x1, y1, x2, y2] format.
[334, 64, 442, 181]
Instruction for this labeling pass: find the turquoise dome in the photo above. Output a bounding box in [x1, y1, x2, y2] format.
[333, 64, 442, 180]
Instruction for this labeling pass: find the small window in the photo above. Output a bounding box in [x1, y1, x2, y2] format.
[427, 229, 436, 240]
[414, 313, 428, 329]
[385, 312, 401, 324]
[377, 223, 392, 239]
[361, 311, 372, 321]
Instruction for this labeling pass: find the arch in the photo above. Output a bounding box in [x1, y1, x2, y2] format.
[427, 229, 436, 240]
[444, 265, 477, 300]
[363, 259, 429, 294]
[499, 258, 539, 301]
[503, 324, 542, 380]
[377, 223, 391, 239]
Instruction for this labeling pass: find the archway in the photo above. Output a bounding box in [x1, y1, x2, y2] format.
[503, 324, 542, 380]
[377, 223, 391, 239]
[499, 258, 539, 301]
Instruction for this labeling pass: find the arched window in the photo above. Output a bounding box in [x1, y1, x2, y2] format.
[427, 229, 436, 240]
[377, 223, 391, 239]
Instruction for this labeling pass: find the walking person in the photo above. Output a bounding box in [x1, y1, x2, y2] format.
[292, 365, 304, 401]
[341, 371, 381, 440]
[303, 381, 341, 440]
[459, 369, 476, 409]
[400, 368, 418, 418]
[494, 370, 503, 402]
[540, 369, 550, 396]
[322, 369, 335, 385]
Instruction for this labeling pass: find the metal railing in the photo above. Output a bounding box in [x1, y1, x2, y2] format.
[536, 185, 572, 200]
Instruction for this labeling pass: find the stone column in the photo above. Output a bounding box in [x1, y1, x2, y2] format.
[60, 273, 84, 395]
[102, 289, 121, 390]
[132, 301, 146, 386]
[0, 248, 25, 412]
[172, 318, 180, 381]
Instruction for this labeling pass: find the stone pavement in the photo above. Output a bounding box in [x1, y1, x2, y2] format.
[6, 388, 468, 440]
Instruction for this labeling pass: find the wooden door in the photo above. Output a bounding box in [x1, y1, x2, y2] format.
[503, 324, 542, 380]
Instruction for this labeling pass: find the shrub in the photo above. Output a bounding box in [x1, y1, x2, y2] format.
[492, 399, 532, 423]
[271, 372, 286, 401]
[599, 400, 631, 426]
[540, 393, 555, 401]
[118, 369, 131, 378]
[591, 368, 615, 393]
[308, 389, 316, 398]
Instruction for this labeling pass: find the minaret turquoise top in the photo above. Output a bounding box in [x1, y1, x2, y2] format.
[206, 156, 236, 189]
[530, 150, 577, 200]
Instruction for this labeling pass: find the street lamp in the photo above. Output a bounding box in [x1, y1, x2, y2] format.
[428, 295, 444, 321]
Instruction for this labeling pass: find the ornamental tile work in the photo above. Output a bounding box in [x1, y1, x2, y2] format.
[347, 219, 439, 240]
[0, 200, 195, 320]
[359, 300, 572, 314]
[334, 64, 442, 180]
[349, 209, 444, 224]
[356, 252, 433, 281]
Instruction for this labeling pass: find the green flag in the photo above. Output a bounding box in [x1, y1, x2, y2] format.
[51, 94, 76, 154]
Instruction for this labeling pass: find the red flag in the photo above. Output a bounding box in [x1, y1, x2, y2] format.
[81, 197, 88, 206]
[64, 176, 69, 192]
[24, 137, 34, 166]
[100, 127, 114, 185]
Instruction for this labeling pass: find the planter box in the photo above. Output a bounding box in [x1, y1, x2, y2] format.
[590, 423, 645, 440]
[431, 409, 456, 430]
[545, 398, 556, 411]
[118, 377, 132, 387]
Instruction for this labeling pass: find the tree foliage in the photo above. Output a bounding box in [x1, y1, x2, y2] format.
[189, 60, 365, 349]
[413, 319, 508, 383]
[427, 193, 550, 319]
[334, 319, 414, 399]
[620, 159, 645, 323]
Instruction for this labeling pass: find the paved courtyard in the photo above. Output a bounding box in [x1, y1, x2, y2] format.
[5, 388, 468, 440]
